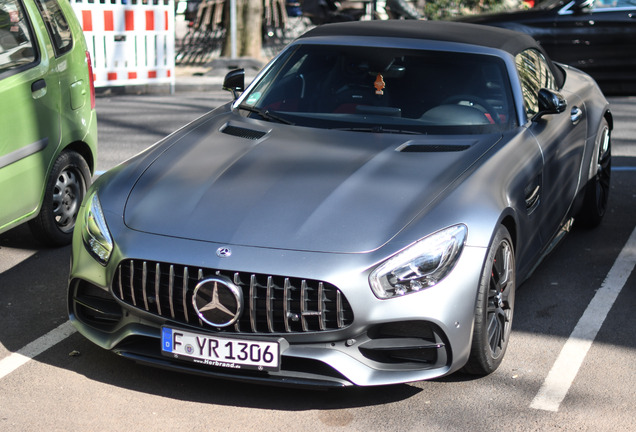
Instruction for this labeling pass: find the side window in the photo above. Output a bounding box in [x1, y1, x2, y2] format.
[515, 49, 556, 117]
[593, 0, 636, 9]
[0, 0, 37, 75]
[34, 0, 72, 56]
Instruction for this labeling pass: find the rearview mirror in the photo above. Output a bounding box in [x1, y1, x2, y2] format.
[223, 68, 245, 100]
[532, 88, 567, 121]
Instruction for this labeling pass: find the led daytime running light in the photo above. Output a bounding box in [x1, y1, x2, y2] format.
[369, 225, 467, 299]
[82, 193, 113, 265]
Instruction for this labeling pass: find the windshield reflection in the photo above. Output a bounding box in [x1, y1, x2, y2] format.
[239, 44, 516, 135]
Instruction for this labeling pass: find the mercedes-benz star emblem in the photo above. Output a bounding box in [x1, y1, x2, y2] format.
[192, 276, 243, 327]
[216, 247, 232, 258]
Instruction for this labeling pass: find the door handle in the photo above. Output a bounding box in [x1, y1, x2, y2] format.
[571, 106, 583, 125]
[31, 79, 47, 93]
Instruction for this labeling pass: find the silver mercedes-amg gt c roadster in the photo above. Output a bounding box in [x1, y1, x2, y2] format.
[69, 20, 612, 387]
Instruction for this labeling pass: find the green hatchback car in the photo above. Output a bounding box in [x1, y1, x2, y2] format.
[0, 0, 97, 245]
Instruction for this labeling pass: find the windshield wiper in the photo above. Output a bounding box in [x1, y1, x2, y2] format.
[237, 104, 294, 125]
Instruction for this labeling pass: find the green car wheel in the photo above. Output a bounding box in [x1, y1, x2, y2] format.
[29, 151, 91, 246]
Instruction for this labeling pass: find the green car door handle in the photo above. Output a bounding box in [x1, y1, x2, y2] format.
[31, 78, 46, 94]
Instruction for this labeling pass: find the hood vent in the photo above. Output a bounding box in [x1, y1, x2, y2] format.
[396, 143, 471, 153]
[221, 124, 267, 140]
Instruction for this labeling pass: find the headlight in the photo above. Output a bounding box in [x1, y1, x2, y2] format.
[369, 224, 467, 299]
[82, 192, 113, 265]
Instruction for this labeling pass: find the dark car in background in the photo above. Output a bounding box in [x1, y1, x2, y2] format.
[459, 0, 636, 94]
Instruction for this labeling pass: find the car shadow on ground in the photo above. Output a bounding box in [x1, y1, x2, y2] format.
[0, 224, 43, 250]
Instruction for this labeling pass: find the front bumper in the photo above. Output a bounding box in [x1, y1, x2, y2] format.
[68, 225, 487, 387]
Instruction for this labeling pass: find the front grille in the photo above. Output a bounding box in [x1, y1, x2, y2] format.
[113, 260, 354, 334]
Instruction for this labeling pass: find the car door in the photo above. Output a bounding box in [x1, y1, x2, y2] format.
[0, 0, 62, 231]
[551, 0, 636, 83]
[516, 49, 587, 244]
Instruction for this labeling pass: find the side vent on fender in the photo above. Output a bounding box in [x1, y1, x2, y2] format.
[221, 124, 267, 140]
[524, 175, 542, 214]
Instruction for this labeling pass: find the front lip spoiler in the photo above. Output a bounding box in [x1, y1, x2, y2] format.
[115, 349, 353, 389]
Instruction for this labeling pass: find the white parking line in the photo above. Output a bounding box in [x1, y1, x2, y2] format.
[0, 321, 76, 380]
[530, 226, 636, 412]
[0, 249, 38, 274]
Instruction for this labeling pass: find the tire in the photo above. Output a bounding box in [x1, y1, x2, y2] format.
[576, 119, 611, 228]
[463, 225, 516, 375]
[29, 150, 91, 246]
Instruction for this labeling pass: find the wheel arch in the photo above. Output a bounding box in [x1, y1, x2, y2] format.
[603, 109, 613, 132]
[500, 214, 517, 255]
[63, 140, 96, 175]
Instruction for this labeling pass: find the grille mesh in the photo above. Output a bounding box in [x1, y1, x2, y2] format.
[114, 260, 354, 334]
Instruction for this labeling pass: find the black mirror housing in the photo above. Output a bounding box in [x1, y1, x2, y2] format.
[533, 88, 567, 121]
[572, 0, 594, 11]
[223, 68, 245, 100]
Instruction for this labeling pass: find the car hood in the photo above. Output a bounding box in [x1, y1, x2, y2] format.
[123, 115, 501, 253]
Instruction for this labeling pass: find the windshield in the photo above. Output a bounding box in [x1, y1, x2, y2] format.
[239, 44, 516, 135]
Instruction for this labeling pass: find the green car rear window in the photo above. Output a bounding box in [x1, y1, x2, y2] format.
[34, 0, 72, 56]
[0, 0, 37, 74]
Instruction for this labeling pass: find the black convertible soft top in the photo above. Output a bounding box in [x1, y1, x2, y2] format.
[300, 20, 564, 88]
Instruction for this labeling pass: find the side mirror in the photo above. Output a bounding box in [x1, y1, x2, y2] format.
[532, 88, 567, 121]
[572, 0, 594, 12]
[223, 68, 245, 100]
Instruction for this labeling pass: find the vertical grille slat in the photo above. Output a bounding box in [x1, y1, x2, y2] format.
[155, 263, 162, 315]
[129, 260, 136, 307]
[318, 282, 326, 331]
[182, 267, 190, 323]
[283, 278, 292, 333]
[233, 272, 242, 332]
[266, 276, 274, 333]
[168, 265, 175, 319]
[197, 269, 204, 326]
[118, 266, 124, 301]
[114, 260, 353, 334]
[142, 262, 149, 311]
[249, 274, 257, 333]
[300, 280, 309, 332]
[337, 290, 344, 329]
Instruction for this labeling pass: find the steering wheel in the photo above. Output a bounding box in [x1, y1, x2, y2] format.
[441, 94, 500, 124]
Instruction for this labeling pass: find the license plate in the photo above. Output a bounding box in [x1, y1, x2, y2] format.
[161, 327, 280, 372]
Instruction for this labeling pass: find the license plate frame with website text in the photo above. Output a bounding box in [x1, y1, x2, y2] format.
[161, 327, 280, 372]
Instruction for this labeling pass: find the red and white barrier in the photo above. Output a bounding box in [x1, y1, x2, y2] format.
[70, 0, 175, 90]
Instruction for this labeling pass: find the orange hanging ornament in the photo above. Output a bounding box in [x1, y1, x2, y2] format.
[374, 74, 385, 95]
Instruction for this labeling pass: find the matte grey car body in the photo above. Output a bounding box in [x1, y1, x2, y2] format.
[68, 21, 612, 387]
